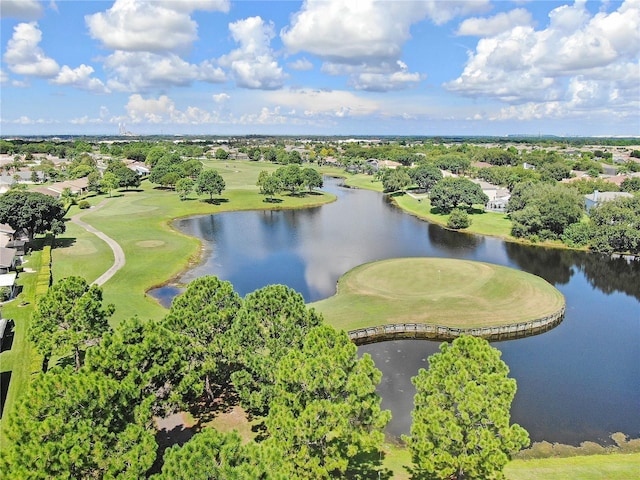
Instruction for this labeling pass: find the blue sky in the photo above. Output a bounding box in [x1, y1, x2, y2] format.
[1, 0, 638, 137]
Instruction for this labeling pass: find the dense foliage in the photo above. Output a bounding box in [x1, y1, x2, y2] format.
[0, 191, 66, 240]
[265, 325, 391, 479]
[0, 367, 156, 479]
[405, 335, 529, 480]
[29, 276, 114, 371]
[508, 182, 584, 240]
[230, 284, 323, 416]
[588, 196, 640, 254]
[430, 177, 489, 213]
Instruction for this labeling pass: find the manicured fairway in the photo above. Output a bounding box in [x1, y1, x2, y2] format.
[312, 257, 565, 331]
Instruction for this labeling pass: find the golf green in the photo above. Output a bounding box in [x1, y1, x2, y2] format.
[312, 257, 565, 332]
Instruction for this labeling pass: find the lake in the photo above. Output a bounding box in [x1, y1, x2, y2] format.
[151, 176, 640, 445]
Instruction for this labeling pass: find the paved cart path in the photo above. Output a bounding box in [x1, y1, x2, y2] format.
[70, 200, 125, 286]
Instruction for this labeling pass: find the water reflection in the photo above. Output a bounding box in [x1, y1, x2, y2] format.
[426, 222, 482, 252]
[505, 242, 576, 285]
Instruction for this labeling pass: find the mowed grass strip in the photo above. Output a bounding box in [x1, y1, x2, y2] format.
[312, 257, 565, 331]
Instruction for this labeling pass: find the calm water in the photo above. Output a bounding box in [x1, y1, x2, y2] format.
[152, 177, 640, 445]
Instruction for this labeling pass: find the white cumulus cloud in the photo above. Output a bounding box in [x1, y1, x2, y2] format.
[51, 64, 110, 94]
[104, 51, 226, 92]
[280, 0, 477, 92]
[219, 16, 286, 90]
[456, 8, 533, 36]
[351, 61, 425, 92]
[125, 94, 220, 125]
[85, 0, 228, 53]
[446, 0, 640, 115]
[213, 93, 230, 103]
[288, 58, 314, 71]
[3, 22, 59, 77]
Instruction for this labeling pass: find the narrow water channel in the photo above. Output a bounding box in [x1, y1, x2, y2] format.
[151, 176, 640, 445]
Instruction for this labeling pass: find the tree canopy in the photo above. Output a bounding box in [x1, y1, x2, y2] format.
[405, 335, 529, 480]
[409, 164, 443, 191]
[85, 316, 188, 415]
[230, 284, 323, 416]
[588, 195, 640, 254]
[0, 367, 156, 479]
[195, 169, 226, 200]
[430, 177, 489, 213]
[382, 167, 412, 193]
[508, 182, 584, 239]
[29, 276, 114, 371]
[163, 276, 242, 404]
[265, 325, 390, 479]
[152, 428, 279, 480]
[0, 190, 66, 240]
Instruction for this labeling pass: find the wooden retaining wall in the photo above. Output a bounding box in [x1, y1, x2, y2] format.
[348, 305, 565, 344]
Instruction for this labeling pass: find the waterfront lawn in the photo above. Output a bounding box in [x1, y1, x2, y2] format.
[504, 452, 640, 480]
[394, 193, 514, 238]
[312, 257, 565, 331]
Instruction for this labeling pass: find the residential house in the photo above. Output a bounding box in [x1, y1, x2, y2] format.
[0, 247, 17, 274]
[127, 161, 150, 176]
[584, 190, 633, 212]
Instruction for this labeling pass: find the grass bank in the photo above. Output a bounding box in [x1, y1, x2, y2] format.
[381, 445, 640, 480]
[312, 257, 564, 331]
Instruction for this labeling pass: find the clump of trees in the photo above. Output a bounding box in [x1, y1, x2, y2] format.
[507, 182, 584, 241]
[8, 274, 530, 478]
[256, 165, 323, 201]
[430, 177, 489, 214]
[0, 191, 66, 241]
[28, 276, 114, 372]
[563, 196, 640, 254]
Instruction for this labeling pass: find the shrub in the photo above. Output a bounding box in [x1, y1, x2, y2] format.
[0, 286, 12, 301]
[447, 208, 471, 229]
[561, 222, 592, 247]
[78, 200, 90, 209]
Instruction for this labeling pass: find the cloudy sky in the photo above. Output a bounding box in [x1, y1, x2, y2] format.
[1, 0, 638, 137]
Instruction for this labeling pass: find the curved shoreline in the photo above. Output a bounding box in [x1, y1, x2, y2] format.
[348, 304, 566, 344]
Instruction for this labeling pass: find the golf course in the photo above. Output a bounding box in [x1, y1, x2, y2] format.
[313, 257, 566, 333]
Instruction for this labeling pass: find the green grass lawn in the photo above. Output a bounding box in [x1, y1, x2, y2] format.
[504, 452, 640, 480]
[312, 257, 565, 331]
[380, 444, 640, 480]
[0, 247, 42, 448]
[52, 220, 114, 284]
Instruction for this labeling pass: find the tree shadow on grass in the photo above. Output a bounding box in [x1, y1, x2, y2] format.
[262, 198, 283, 204]
[150, 415, 199, 476]
[388, 191, 406, 198]
[202, 197, 229, 205]
[52, 237, 77, 249]
[345, 449, 395, 480]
